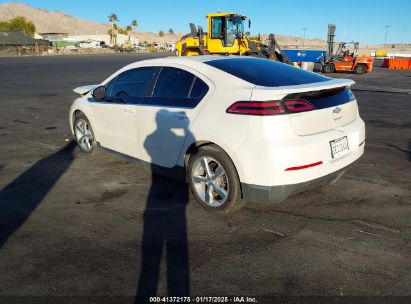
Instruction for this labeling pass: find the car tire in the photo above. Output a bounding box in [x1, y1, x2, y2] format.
[73, 112, 96, 154]
[322, 63, 335, 73]
[187, 144, 243, 214]
[354, 64, 367, 74]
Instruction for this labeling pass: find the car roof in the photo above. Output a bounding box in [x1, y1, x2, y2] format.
[101, 55, 255, 88]
[132, 55, 244, 65]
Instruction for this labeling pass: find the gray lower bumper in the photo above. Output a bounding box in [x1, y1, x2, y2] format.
[241, 166, 350, 203]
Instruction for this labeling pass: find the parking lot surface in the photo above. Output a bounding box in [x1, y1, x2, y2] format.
[0, 54, 410, 301]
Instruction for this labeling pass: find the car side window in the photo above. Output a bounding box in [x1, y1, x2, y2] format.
[105, 77, 117, 97]
[153, 67, 194, 99]
[146, 67, 209, 108]
[105, 67, 157, 103]
[189, 77, 208, 99]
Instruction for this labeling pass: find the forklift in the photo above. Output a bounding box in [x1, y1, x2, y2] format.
[175, 12, 291, 64]
[322, 24, 374, 74]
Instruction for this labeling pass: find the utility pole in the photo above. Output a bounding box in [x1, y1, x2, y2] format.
[302, 27, 307, 48]
[401, 27, 405, 46]
[384, 25, 391, 48]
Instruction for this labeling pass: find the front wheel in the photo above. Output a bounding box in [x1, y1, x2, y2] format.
[322, 63, 335, 73]
[73, 113, 96, 153]
[187, 145, 243, 214]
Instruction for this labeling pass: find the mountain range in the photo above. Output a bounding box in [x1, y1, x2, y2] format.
[0, 2, 326, 46]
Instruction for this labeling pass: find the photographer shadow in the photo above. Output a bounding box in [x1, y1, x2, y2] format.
[136, 109, 191, 301]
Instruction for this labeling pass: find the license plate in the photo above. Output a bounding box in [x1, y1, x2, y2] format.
[330, 136, 349, 159]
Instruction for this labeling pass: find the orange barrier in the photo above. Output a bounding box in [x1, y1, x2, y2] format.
[382, 58, 411, 69]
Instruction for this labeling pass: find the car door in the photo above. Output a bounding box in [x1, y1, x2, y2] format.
[89, 67, 158, 158]
[138, 66, 210, 168]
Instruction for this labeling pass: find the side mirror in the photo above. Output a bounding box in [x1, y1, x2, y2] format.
[92, 86, 105, 100]
[248, 19, 251, 29]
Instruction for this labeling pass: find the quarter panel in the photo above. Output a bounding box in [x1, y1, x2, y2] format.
[182, 86, 253, 182]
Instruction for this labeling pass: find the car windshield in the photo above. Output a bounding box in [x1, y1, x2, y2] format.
[205, 57, 330, 87]
[226, 15, 244, 46]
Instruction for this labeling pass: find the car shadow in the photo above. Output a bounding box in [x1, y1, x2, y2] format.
[0, 141, 76, 248]
[135, 109, 191, 301]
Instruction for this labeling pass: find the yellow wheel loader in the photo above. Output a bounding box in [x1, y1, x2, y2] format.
[175, 12, 291, 64]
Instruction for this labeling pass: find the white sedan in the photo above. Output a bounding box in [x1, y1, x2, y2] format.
[70, 56, 365, 213]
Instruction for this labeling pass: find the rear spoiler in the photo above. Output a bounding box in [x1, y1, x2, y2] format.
[73, 84, 98, 95]
[252, 78, 355, 100]
[255, 78, 355, 93]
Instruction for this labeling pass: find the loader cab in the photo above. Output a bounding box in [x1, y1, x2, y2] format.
[207, 13, 247, 52]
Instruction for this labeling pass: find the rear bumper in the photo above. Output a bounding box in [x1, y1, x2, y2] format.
[241, 161, 356, 203]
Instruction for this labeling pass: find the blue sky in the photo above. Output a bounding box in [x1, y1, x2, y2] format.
[4, 0, 411, 44]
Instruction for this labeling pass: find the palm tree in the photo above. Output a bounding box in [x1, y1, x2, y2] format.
[114, 24, 119, 46]
[168, 28, 174, 35]
[131, 20, 138, 45]
[126, 25, 132, 43]
[131, 20, 138, 31]
[108, 13, 119, 45]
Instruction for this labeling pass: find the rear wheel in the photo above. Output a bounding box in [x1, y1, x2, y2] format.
[322, 63, 335, 73]
[73, 113, 96, 153]
[354, 64, 367, 74]
[188, 145, 243, 214]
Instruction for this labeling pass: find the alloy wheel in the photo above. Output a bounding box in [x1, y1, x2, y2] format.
[191, 156, 229, 207]
[75, 118, 93, 152]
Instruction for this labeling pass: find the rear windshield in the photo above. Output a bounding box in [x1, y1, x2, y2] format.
[205, 57, 329, 87]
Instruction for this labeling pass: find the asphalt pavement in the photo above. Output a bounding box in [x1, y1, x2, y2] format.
[0, 54, 410, 302]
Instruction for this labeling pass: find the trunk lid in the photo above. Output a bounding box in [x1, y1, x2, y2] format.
[251, 79, 358, 135]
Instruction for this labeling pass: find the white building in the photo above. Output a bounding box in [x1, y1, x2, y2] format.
[67, 34, 138, 47]
[78, 40, 102, 48]
[165, 42, 176, 52]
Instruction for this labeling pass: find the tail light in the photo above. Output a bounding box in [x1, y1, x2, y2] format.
[283, 100, 315, 113]
[226, 101, 285, 115]
[226, 100, 314, 116]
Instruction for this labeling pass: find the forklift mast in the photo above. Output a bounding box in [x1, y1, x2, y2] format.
[327, 24, 336, 62]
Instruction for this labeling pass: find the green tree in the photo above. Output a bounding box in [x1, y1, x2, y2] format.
[117, 27, 127, 35]
[168, 28, 174, 35]
[0, 22, 10, 31]
[108, 13, 119, 45]
[131, 20, 138, 45]
[0, 16, 36, 37]
[159, 30, 164, 38]
[126, 25, 132, 42]
[131, 20, 138, 31]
